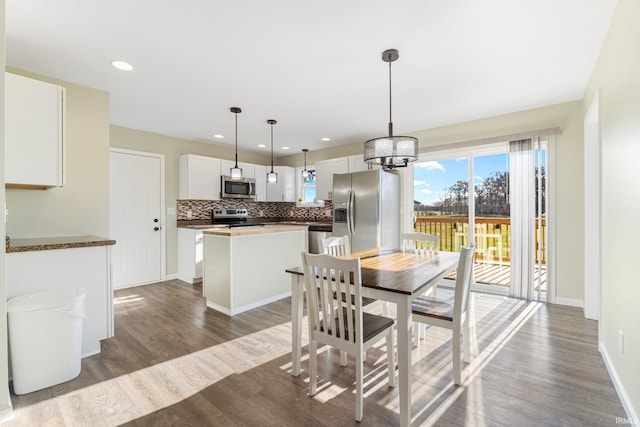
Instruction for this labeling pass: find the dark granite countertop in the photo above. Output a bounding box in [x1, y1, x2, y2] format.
[6, 235, 116, 253]
[177, 218, 332, 230]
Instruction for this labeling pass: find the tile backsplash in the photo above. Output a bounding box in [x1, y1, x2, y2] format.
[176, 199, 333, 221]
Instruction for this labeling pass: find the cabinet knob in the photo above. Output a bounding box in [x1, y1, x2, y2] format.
[154, 226, 161, 231]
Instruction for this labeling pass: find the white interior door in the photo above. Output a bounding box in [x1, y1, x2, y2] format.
[110, 149, 164, 289]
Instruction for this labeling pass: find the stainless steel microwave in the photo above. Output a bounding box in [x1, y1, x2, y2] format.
[221, 175, 256, 199]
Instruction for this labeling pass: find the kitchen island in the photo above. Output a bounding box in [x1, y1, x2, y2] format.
[203, 225, 306, 315]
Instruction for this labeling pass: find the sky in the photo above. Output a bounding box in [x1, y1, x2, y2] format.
[413, 153, 508, 205]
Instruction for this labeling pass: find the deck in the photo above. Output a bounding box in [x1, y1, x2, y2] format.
[446, 260, 548, 293]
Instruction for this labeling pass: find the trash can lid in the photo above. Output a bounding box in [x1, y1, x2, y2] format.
[7, 288, 86, 313]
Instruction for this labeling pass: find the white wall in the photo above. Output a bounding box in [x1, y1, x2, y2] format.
[0, 0, 12, 421]
[583, 0, 640, 421]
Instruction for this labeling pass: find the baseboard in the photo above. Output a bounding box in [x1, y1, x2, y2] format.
[552, 297, 583, 308]
[176, 274, 201, 284]
[82, 348, 101, 359]
[600, 342, 639, 425]
[206, 292, 291, 316]
[166, 273, 179, 280]
[0, 402, 13, 423]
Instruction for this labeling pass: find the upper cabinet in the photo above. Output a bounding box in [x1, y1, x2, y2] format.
[179, 154, 221, 200]
[5, 72, 66, 188]
[266, 166, 295, 201]
[315, 157, 348, 200]
[347, 154, 379, 173]
[254, 164, 267, 201]
[220, 160, 255, 179]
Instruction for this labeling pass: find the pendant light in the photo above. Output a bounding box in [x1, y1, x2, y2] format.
[302, 148, 309, 179]
[364, 49, 418, 169]
[267, 119, 278, 183]
[230, 107, 243, 179]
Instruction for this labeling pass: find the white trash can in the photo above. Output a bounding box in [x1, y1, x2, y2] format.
[7, 288, 86, 395]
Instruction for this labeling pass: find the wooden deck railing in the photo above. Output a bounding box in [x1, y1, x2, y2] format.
[414, 215, 547, 264]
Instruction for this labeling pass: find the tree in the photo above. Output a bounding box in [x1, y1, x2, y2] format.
[447, 180, 469, 214]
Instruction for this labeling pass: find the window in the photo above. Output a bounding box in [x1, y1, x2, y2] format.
[301, 169, 316, 202]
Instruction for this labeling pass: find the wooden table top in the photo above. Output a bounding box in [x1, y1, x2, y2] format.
[286, 247, 460, 296]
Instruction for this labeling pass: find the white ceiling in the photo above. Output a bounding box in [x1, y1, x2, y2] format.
[6, 0, 617, 157]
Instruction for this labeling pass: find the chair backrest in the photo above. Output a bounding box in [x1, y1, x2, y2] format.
[302, 252, 363, 345]
[453, 243, 476, 320]
[322, 235, 351, 257]
[402, 232, 439, 251]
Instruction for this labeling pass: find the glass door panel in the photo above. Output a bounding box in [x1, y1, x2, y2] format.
[413, 158, 469, 282]
[472, 153, 510, 291]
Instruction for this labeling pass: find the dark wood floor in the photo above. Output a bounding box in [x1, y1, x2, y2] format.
[3, 280, 626, 426]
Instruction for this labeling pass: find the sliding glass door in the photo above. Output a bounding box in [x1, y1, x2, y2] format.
[413, 140, 548, 301]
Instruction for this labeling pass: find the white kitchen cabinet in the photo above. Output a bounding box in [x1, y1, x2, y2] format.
[220, 160, 255, 179]
[178, 228, 204, 283]
[347, 154, 379, 172]
[254, 164, 267, 201]
[266, 166, 295, 201]
[5, 72, 65, 188]
[6, 245, 112, 357]
[315, 157, 348, 200]
[179, 154, 221, 200]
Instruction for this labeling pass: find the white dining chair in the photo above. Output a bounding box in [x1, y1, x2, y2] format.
[321, 235, 389, 360]
[411, 243, 475, 386]
[402, 232, 439, 252]
[302, 252, 396, 422]
[321, 235, 351, 257]
[403, 232, 442, 343]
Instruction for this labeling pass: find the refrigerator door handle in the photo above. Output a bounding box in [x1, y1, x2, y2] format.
[348, 190, 355, 236]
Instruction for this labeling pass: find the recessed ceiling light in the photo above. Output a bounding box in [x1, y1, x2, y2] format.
[321, 137, 331, 142]
[111, 60, 133, 71]
[282, 146, 290, 150]
[257, 144, 266, 148]
[213, 134, 224, 138]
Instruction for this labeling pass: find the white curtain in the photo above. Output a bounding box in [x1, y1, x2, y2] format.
[509, 139, 536, 299]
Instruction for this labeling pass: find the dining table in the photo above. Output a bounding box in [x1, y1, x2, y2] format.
[285, 247, 460, 427]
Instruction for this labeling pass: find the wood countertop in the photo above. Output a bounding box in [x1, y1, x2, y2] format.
[6, 235, 116, 253]
[203, 225, 307, 237]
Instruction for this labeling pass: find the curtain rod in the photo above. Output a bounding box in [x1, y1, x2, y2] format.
[418, 127, 561, 154]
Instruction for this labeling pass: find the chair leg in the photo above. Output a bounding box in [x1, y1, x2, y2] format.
[452, 330, 462, 386]
[309, 339, 318, 395]
[382, 302, 389, 316]
[340, 350, 348, 366]
[387, 330, 396, 387]
[355, 352, 363, 422]
[413, 322, 420, 347]
[463, 318, 471, 364]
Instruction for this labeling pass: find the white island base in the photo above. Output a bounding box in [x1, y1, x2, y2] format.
[203, 226, 306, 316]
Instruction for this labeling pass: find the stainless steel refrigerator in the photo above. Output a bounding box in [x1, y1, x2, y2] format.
[332, 169, 400, 252]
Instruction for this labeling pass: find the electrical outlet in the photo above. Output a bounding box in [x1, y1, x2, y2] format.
[259, 210, 264, 217]
[619, 330, 624, 354]
[186, 210, 193, 219]
[290, 210, 294, 217]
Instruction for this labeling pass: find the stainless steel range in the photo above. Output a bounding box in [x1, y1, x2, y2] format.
[211, 208, 265, 228]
